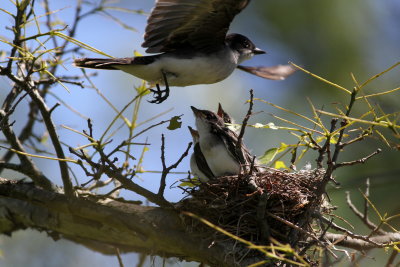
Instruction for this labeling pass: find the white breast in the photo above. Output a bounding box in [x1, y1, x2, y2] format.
[115, 49, 239, 87]
[199, 135, 241, 177]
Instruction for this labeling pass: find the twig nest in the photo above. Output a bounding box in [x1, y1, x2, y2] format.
[179, 168, 325, 244]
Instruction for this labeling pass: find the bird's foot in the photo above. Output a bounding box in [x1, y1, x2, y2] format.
[148, 70, 170, 104]
[148, 84, 170, 104]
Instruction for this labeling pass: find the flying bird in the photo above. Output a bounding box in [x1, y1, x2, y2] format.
[74, 0, 295, 103]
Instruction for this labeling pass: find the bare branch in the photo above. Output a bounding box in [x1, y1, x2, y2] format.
[386, 249, 398, 267]
[345, 191, 387, 235]
[27, 88, 74, 196]
[334, 149, 382, 169]
[325, 233, 400, 250]
[70, 147, 172, 208]
[158, 134, 192, 197]
[236, 89, 254, 153]
[0, 110, 55, 190]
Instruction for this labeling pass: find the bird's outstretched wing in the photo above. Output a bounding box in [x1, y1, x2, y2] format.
[142, 0, 251, 53]
[237, 64, 297, 80]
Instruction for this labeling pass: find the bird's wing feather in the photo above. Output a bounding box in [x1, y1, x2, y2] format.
[237, 64, 297, 80]
[142, 0, 251, 53]
[194, 143, 215, 179]
[212, 124, 254, 167]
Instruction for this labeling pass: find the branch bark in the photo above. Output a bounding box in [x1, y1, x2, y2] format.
[325, 233, 400, 250]
[0, 178, 237, 267]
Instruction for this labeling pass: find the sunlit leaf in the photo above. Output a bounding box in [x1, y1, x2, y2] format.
[179, 177, 200, 187]
[167, 116, 182, 130]
[259, 148, 279, 164]
[278, 142, 288, 152]
[259, 143, 288, 164]
[275, 161, 288, 169]
[133, 50, 142, 57]
[135, 80, 150, 95]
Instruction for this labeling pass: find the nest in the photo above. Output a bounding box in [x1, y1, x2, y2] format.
[179, 168, 325, 246]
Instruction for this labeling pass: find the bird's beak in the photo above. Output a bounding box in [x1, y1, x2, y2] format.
[217, 103, 224, 118]
[188, 126, 199, 138]
[191, 106, 202, 118]
[253, 47, 266, 55]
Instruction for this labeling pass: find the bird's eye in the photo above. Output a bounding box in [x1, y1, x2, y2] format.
[206, 113, 216, 121]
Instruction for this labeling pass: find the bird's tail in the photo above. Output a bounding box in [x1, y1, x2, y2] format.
[73, 57, 135, 70]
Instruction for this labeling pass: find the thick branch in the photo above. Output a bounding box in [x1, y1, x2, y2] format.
[0, 178, 237, 267]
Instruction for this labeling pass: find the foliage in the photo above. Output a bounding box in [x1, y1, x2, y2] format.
[0, 1, 399, 266]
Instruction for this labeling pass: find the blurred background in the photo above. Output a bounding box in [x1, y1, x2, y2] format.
[0, 0, 399, 266]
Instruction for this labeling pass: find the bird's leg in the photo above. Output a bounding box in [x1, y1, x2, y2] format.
[148, 70, 170, 104]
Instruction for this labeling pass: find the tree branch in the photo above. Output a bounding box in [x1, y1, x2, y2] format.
[0, 111, 55, 191]
[27, 88, 74, 196]
[325, 233, 400, 250]
[0, 178, 237, 267]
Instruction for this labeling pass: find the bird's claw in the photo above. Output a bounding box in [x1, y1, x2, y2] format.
[148, 83, 170, 104]
[148, 70, 170, 104]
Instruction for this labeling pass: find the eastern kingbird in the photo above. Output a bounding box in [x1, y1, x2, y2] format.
[217, 103, 234, 125]
[191, 106, 261, 176]
[217, 103, 242, 133]
[74, 0, 295, 103]
[188, 126, 214, 182]
[217, 103, 265, 173]
[188, 104, 237, 181]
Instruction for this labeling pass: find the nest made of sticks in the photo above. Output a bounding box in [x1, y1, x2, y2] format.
[179, 168, 325, 246]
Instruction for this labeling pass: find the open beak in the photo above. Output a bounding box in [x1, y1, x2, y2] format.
[253, 47, 266, 55]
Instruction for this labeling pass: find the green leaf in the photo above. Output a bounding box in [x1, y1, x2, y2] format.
[274, 161, 288, 169]
[259, 143, 288, 164]
[179, 177, 200, 187]
[167, 116, 182, 130]
[278, 142, 288, 152]
[135, 80, 150, 95]
[259, 148, 279, 164]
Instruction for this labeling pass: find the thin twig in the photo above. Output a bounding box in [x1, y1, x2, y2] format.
[386, 249, 398, 267]
[158, 134, 192, 197]
[0, 110, 55, 190]
[115, 248, 125, 267]
[28, 87, 74, 196]
[70, 147, 172, 208]
[236, 89, 254, 153]
[345, 191, 386, 234]
[334, 149, 382, 169]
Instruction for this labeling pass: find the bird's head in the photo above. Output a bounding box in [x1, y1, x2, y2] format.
[191, 106, 224, 134]
[188, 126, 200, 143]
[217, 103, 234, 124]
[226, 33, 266, 63]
